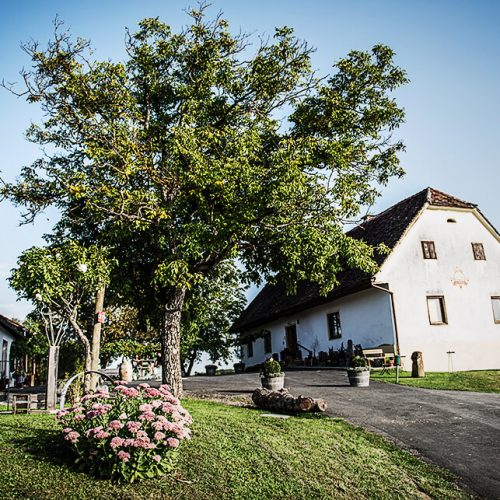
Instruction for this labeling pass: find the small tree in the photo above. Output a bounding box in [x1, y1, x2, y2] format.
[10, 241, 111, 398]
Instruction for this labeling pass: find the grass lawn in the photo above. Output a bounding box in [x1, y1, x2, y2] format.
[371, 369, 500, 393]
[0, 399, 471, 499]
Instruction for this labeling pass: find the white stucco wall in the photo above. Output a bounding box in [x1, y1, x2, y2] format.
[377, 207, 500, 371]
[0, 326, 14, 379]
[242, 288, 395, 366]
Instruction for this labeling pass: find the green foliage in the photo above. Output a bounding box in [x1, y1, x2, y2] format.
[350, 355, 369, 369]
[261, 358, 283, 378]
[9, 242, 111, 307]
[0, 401, 470, 498]
[3, 6, 408, 296]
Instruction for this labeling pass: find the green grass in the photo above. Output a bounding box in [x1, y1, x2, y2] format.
[371, 370, 500, 393]
[0, 399, 471, 499]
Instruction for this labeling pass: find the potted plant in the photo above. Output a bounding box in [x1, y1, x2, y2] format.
[205, 364, 217, 376]
[347, 355, 370, 387]
[233, 362, 246, 374]
[260, 358, 285, 390]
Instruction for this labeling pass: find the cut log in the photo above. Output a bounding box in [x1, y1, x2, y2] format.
[252, 388, 328, 413]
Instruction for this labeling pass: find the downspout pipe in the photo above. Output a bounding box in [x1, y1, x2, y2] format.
[371, 281, 400, 356]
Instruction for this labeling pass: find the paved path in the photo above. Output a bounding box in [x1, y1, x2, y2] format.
[183, 370, 500, 499]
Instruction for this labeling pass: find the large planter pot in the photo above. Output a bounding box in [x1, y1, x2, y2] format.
[233, 362, 246, 374]
[347, 369, 370, 387]
[261, 374, 285, 391]
[205, 365, 217, 376]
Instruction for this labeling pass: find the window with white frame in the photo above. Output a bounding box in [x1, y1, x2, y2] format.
[327, 312, 342, 340]
[427, 296, 447, 325]
[492, 297, 500, 324]
[263, 332, 272, 353]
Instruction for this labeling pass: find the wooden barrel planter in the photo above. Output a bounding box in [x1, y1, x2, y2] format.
[347, 369, 370, 387]
[261, 374, 285, 391]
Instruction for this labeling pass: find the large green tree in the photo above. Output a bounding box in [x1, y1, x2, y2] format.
[2, 6, 408, 395]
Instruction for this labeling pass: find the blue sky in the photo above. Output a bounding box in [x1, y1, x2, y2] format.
[1, 0, 499, 319]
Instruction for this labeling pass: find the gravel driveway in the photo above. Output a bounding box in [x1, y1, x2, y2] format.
[183, 370, 500, 499]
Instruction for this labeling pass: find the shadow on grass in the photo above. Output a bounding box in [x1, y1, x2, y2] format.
[1, 421, 76, 469]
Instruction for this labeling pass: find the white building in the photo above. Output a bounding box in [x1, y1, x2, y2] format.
[0, 314, 24, 387]
[233, 188, 500, 372]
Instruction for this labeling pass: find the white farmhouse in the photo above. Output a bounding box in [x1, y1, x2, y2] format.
[0, 314, 24, 388]
[233, 188, 500, 372]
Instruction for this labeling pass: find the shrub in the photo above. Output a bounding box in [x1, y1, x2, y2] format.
[350, 356, 369, 370]
[56, 382, 192, 482]
[261, 358, 283, 378]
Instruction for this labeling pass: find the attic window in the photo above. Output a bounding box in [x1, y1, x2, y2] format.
[421, 241, 437, 259]
[472, 243, 486, 260]
[447, 218, 456, 223]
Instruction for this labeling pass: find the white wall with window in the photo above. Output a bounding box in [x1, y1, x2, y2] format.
[241, 288, 395, 366]
[0, 326, 14, 385]
[378, 206, 500, 371]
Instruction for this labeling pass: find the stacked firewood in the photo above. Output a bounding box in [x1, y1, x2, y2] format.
[252, 387, 328, 413]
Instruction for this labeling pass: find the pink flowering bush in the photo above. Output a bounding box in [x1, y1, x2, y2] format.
[56, 382, 192, 482]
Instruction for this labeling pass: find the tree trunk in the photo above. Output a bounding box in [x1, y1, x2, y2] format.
[252, 387, 328, 413]
[90, 286, 106, 392]
[185, 350, 197, 377]
[46, 345, 60, 411]
[160, 287, 186, 397]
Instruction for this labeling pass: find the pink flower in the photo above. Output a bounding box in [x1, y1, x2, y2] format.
[145, 387, 162, 398]
[108, 420, 123, 430]
[110, 436, 124, 449]
[152, 454, 161, 463]
[74, 414, 85, 421]
[63, 427, 72, 434]
[56, 410, 68, 420]
[167, 437, 179, 449]
[136, 430, 148, 439]
[139, 403, 153, 412]
[154, 431, 166, 441]
[121, 387, 140, 398]
[151, 421, 164, 431]
[117, 450, 130, 462]
[138, 411, 155, 422]
[161, 403, 175, 414]
[151, 400, 163, 409]
[138, 383, 150, 389]
[65, 431, 80, 444]
[118, 413, 128, 420]
[126, 421, 142, 434]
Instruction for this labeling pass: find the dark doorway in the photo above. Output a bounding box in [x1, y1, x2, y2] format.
[285, 324, 299, 357]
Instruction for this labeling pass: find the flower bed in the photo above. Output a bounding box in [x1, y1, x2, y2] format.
[56, 382, 192, 482]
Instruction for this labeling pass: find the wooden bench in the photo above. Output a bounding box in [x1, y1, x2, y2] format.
[10, 393, 39, 414]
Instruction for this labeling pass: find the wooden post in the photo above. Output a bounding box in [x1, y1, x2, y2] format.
[46, 345, 60, 410]
[411, 351, 425, 378]
[89, 286, 105, 392]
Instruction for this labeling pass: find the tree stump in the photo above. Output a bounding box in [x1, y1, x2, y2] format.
[252, 388, 328, 413]
[411, 351, 425, 378]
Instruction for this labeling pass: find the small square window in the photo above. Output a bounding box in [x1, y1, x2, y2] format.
[421, 241, 437, 259]
[472, 243, 486, 260]
[327, 312, 342, 340]
[247, 341, 253, 358]
[427, 296, 447, 325]
[263, 332, 272, 353]
[492, 297, 500, 324]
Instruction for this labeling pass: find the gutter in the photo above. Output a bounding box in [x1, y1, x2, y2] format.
[371, 281, 400, 355]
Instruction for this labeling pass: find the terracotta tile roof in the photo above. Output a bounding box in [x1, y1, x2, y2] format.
[0, 314, 25, 339]
[233, 187, 479, 333]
